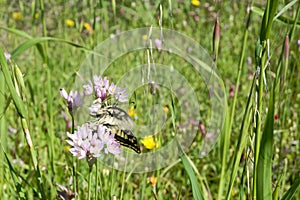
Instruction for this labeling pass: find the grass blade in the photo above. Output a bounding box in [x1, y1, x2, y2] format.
[260, 0, 279, 41]
[10, 37, 91, 59]
[274, 0, 298, 20]
[0, 48, 27, 118]
[281, 179, 300, 200]
[181, 152, 204, 200]
[0, 26, 33, 39]
[256, 87, 275, 199]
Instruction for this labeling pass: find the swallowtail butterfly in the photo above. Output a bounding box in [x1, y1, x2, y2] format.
[89, 106, 141, 154]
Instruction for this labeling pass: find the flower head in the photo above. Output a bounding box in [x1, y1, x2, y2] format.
[141, 135, 159, 150]
[4, 52, 11, 60]
[191, 0, 200, 6]
[84, 76, 129, 108]
[66, 123, 122, 162]
[83, 80, 93, 96]
[113, 87, 128, 102]
[128, 106, 138, 120]
[93, 76, 110, 100]
[13, 12, 23, 20]
[148, 176, 158, 187]
[155, 39, 163, 51]
[83, 22, 93, 34]
[108, 83, 117, 95]
[60, 88, 83, 113]
[65, 19, 75, 27]
[88, 98, 102, 116]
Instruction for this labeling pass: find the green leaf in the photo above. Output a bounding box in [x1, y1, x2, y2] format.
[0, 47, 27, 118]
[251, 6, 300, 27]
[260, 0, 279, 41]
[256, 87, 275, 199]
[10, 37, 91, 59]
[181, 153, 204, 200]
[281, 179, 300, 200]
[0, 26, 33, 39]
[274, 0, 298, 20]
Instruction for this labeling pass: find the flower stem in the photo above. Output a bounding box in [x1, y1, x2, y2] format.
[88, 165, 93, 200]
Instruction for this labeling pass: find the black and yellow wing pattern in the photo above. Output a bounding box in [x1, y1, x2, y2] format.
[90, 106, 141, 154]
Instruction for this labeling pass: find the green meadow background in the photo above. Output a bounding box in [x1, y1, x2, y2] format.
[0, 0, 300, 199]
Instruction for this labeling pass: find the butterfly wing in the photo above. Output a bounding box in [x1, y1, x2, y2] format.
[91, 106, 141, 154]
[104, 124, 141, 154]
[93, 106, 134, 130]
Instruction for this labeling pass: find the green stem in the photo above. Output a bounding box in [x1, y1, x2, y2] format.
[95, 162, 98, 200]
[46, 68, 56, 177]
[88, 165, 93, 200]
[39, 0, 48, 64]
[21, 118, 46, 199]
[253, 41, 267, 199]
[218, 2, 253, 198]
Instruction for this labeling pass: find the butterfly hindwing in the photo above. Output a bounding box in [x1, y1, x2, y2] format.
[104, 124, 141, 154]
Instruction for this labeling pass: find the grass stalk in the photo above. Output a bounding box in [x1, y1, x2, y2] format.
[88, 166, 93, 200]
[39, 0, 48, 64]
[226, 78, 255, 199]
[0, 49, 46, 198]
[222, 1, 254, 198]
[253, 1, 278, 198]
[217, 2, 253, 198]
[46, 68, 56, 179]
[253, 40, 266, 199]
[0, 65, 7, 198]
[95, 162, 98, 200]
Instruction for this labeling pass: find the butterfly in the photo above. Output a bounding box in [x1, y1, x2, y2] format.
[89, 106, 141, 154]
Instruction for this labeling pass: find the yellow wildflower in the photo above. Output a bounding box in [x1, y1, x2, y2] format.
[12, 12, 23, 20]
[191, 0, 200, 6]
[34, 12, 39, 19]
[128, 106, 138, 119]
[148, 175, 157, 187]
[65, 145, 71, 152]
[142, 34, 148, 41]
[163, 106, 169, 113]
[83, 22, 93, 34]
[65, 19, 75, 27]
[141, 135, 156, 150]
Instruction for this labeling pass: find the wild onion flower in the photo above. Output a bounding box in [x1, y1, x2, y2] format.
[62, 75, 132, 163]
[83, 76, 129, 110]
[88, 98, 102, 116]
[61, 111, 72, 131]
[155, 39, 163, 51]
[60, 88, 83, 113]
[113, 87, 128, 102]
[4, 52, 11, 60]
[83, 80, 93, 96]
[66, 123, 122, 162]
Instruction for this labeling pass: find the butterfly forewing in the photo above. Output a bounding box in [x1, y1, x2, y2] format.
[93, 106, 134, 130]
